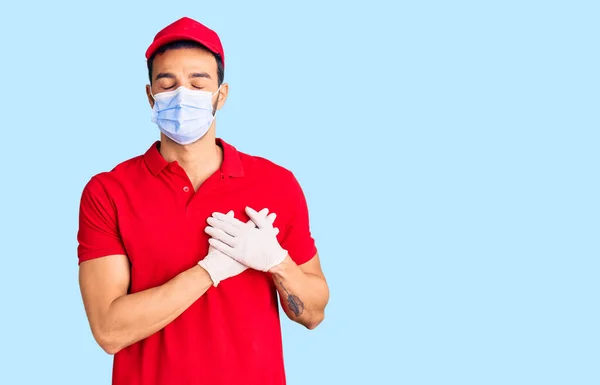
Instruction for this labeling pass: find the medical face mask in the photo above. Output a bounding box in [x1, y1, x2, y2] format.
[151, 86, 220, 145]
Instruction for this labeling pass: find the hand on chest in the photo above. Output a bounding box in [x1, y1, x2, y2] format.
[119, 182, 290, 282]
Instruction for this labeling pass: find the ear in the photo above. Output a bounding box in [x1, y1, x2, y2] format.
[215, 83, 229, 111]
[146, 84, 155, 108]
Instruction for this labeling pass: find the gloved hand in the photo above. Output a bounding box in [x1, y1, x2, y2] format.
[205, 206, 288, 272]
[199, 209, 275, 286]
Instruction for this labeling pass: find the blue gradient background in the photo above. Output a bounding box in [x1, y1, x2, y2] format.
[0, 1, 598, 384]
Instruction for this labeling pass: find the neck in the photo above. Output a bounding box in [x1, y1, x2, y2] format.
[159, 128, 223, 191]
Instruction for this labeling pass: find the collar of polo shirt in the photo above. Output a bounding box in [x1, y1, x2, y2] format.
[143, 138, 245, 178]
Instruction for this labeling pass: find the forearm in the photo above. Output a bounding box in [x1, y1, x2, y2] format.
[269, 256, 329, 329]
[100, 265, 212, 353]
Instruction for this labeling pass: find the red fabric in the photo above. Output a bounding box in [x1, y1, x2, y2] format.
[77, 139, 317, 385]
[145, 17, 225, 68]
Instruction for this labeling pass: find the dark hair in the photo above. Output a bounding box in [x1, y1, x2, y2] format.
[147, 40, 224, 85]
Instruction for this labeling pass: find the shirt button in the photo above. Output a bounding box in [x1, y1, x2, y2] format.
[183, 186, 190, 193]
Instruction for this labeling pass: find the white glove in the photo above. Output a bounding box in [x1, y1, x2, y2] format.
[205, 206, 288, 272]
[199, 209, 275, 286]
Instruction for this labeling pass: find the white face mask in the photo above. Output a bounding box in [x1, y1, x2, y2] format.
[150, 86, 220, 145]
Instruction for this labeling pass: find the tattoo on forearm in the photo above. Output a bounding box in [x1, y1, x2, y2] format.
[279, 282, 304, 317]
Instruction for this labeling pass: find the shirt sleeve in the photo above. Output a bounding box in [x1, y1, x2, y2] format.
[280, 172, 317, 265]
[77, 176, 127, 265]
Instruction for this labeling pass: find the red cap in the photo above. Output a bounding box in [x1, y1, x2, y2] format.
[145, 17, 225, 68]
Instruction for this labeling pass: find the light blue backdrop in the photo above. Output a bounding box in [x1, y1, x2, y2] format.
[0, 1, 598, 384]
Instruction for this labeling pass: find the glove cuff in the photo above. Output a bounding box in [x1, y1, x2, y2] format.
[198, 257, 220, 287]
[265, 248, 289, 272]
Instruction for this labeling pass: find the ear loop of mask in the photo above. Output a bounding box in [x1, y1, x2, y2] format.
[211, 86, 222, 116]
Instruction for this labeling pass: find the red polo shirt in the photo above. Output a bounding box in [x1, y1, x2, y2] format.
[77, 139, 317, 385]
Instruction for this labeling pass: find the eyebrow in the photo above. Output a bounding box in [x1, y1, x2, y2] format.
[190, 72, 211, 80]
[154, 72, 212, 81]
[155, 72, 176, 81]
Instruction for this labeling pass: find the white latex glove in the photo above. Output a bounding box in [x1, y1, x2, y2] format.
[205, 206, 288, 272]
[199, 209, 275, 286]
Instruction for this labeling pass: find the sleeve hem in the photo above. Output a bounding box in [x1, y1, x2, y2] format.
[290, 245, 318, 266]
[78, 249, 128, 265]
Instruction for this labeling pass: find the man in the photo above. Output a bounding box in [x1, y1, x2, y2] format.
[77, 17, 329, 385]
